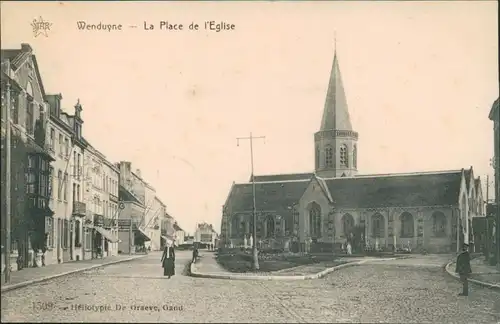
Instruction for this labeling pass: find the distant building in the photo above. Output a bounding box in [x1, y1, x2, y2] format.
[489, 97, 499, 265]
[195, 223, 218, 250]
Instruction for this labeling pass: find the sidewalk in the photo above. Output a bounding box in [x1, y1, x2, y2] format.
[190, 252, 397, 281]
[445, 256, 500, 291]
[1, 254, 146, 293]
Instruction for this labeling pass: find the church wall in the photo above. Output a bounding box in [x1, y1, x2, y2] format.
[298, 178, 331, 242]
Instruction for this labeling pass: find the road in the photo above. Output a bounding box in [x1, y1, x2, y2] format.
[1, 251, 499, 323]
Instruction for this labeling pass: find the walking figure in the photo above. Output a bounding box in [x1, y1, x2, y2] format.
[192, 247, 199, 264]
[161, 242, 176, 279]
[455, 243, 472, 296]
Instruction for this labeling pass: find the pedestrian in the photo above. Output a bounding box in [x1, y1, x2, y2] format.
[455, 243, 472, 296]
[161, 241, 176, 279]
[192, 247, 199, 263]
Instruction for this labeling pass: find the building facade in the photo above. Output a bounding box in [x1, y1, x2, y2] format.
[489, 97, 499, 266]
[1, 44, 55, 271]
[221, 48, 482, 254]
[147, 197, 165, 251]
[101, 159, 120, 257]
[195, 223, 218, 250]
[116, 161, 151, 253]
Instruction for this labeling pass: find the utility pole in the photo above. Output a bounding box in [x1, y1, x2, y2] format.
[237, 132, 265, 271]
[4, 60, 12, 283]
[129, 218, 133, 255]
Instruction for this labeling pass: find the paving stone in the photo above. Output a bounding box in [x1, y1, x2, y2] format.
[1, 251, 499, 323]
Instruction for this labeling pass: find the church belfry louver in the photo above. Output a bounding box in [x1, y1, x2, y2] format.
[314, 47, 358, 178]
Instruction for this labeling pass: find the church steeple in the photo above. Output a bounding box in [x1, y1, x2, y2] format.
[320, 46, 353, 132]
[314, 40, 359, 179]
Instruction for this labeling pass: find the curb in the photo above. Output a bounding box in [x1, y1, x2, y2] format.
[189, 256, 407, 281]
[444, 261, 500, 291]
[1, 255, 147, 293]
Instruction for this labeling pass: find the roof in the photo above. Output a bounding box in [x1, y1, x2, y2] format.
[228, 179, 310, 212]
[474, 178, 481, 193]
[173, 223, 183, 232]
[489, 97, 499, 121]
[321, 171, 463, 208]
[119, 185, 143, 205]
[464, 169, 472, 190]
[1, 44, 47, 98]
[320, 49, 353, 132]
[251, 172, 313, 182]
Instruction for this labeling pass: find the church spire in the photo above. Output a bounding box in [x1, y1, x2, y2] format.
[319, 40, 353, 132]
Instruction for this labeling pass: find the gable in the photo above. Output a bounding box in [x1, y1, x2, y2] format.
[300, 176, 331, 206]
[12, 55, 46, 104]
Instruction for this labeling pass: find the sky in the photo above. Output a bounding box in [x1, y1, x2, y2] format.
[1, 1, 498, 235]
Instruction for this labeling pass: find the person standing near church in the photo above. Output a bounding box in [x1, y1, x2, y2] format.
[455, 243, 472, 296]
[161, 241, 176, 279]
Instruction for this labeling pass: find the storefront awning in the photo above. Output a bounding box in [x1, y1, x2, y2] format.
[94, 226, 119, 243]
[134, 227, 151, 242]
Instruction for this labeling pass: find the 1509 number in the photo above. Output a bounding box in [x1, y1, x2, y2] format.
[32, 302, 55, 311]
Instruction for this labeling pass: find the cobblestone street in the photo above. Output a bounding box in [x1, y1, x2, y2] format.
[1, 251, 499, 323]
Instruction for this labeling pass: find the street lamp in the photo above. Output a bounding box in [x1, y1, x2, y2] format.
[236, 133, 265, 271]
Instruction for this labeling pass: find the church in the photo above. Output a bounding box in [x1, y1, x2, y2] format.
[220, 48, 484, 254]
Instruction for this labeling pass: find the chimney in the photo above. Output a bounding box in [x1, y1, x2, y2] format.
[136, 169, 141, 178]
[21, 43, 33, 53]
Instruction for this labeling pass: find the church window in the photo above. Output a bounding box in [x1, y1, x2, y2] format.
[342, 213, 354, 237]
[231, 217, 239, 238]
[340, 145, 348, 167]
[309, 203, 322, 238]
[265, 215, 275, 238]
[325, 146, 333, 168]
[315, 146, 320, 169]
[399, 212, 414, 238]
[372, 213, 385, 238]
[353, 144, 357, 168]
[432, 211, 446, 237]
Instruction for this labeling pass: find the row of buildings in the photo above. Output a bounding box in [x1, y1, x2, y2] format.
[1, 43, 184, 272]
[219, 46, 498, 255]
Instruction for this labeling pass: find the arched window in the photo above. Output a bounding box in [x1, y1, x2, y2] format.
[400, 212, 414, 238]
[432, 211, 446, 237]
[342, 214, 354, 237]
[315, 146, 320, 170]
[309, 203, 322, 238]
[340, 145, 349, 167]
[325, 146, 333, 168]
[231, 217, 239, 238]
[372, 213, 385, 238]
[265, 215, 275, 238]
[353, 144, 357, 168]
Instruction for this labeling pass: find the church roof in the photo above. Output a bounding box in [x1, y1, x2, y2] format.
[320, 50, 353, 132]
[250, 172, 313, 182]
[228, 179, 310, 213]
[321, 171, 463, 208]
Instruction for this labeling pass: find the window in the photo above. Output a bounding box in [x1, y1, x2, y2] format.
[309, 203, 321, 238]
[85, 228, 92, 250]
[400, 212, 414, 238]
[73, 153, 77, 176]
[57, 170, 62, 200]
[340, 144, 349, 167]
[11, 90, 19, 124]
[63, 219, 69, 248]
[231, 217, 239, 238]
[75, 220, 81, 245]
[353, 144, 357, 168]
[50, 128, 55, 150]
[432, 211, 446, 237]
[26, 155, 36, 195]
[39, 158, 49, 199]
[265, 216, 275, 238]
[59, 134, 63, 155]
[26, 98, 34, 135]
[315, 146, 320, 169]
[45, 217, 54, 248]
[342, 214, 354, 237]
[77, 154, 81, 180]
[48, 166, 54, 199]
[51, 217, 56, 248]
[77, 184, 80, 202]
[65, 138, 70, 157]
[325, 146, 333, 168]
[372, 213, 385, 238]
[63, 172, 68, 201]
